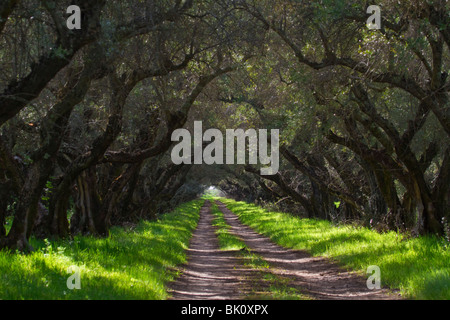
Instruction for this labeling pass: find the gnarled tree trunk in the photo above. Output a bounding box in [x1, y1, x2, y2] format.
[70, 168, 101, 235]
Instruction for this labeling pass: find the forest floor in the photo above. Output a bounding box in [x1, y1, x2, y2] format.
[168, 200, 401, 300]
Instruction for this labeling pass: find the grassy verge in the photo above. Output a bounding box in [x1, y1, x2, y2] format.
[0, 199, 204, 300]
[219, 197, 450, 300]
[210, 200, 309, 300]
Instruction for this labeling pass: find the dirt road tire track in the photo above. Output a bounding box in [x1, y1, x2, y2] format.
[168, 201, 256, 299]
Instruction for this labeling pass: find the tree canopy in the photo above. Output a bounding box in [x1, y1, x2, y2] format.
[0, 0, 449, 251]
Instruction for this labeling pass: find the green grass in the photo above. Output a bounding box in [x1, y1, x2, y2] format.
[218, 197, 450, 300]
[0, 199, 204, 300]
[210, 201, 246, 251]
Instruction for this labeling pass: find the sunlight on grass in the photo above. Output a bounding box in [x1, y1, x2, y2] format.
[210, 202, 246, 251]
[219, 198, 450, 300]
[0, 200, 203, 300]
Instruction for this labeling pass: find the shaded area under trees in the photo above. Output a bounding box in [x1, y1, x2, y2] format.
[0, 0, 449, 251]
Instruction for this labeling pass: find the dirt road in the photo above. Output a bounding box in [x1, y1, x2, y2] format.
[168, 201, 400, 300]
